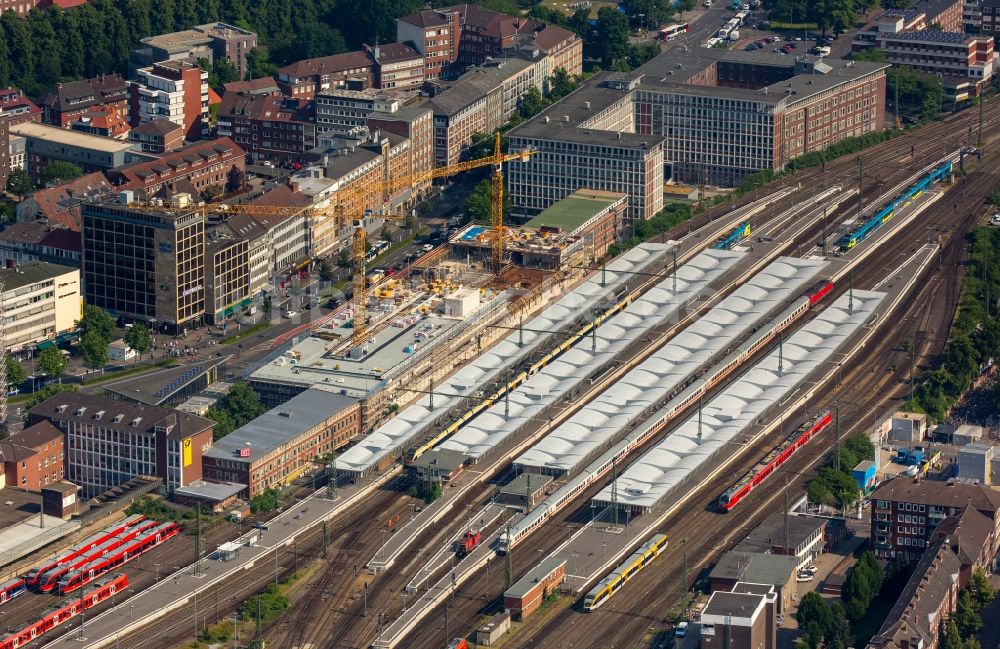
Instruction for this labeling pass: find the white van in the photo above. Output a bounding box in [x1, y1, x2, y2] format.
[675, 622, 689, 638]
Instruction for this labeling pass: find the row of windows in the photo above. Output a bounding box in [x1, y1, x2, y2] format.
[897, 525, 926, 536]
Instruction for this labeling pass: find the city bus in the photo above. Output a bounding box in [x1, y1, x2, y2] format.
[659, 22, 689, 41]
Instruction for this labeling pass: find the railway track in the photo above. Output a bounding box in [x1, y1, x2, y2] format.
[87, 101, 999, 649]
[395, 154, 994, 649]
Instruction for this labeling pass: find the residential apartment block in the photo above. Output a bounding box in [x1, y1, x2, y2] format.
[371, 42, 426, 91]
[869, 478, 1000, 561]
[276, 51, 375, 99]
[875, 26, 994, 102]
[0, 222, 81, 267]
[28, 392, 215, 496]
[81, 196, 207, 333]
[0, 421, 64, 492]
[0, 88, 43, 126]
[507, 50, 887, 217]
[107, 137, 245, 198]
[40, 74, 129, 128]
[128, 118, 184, 154]
[0, 261, 80, 355]
[130, 23, 257, 81]
[68, 105, 130, 139]
[129, 60, 210, 140]
[217, 92, 317, 161]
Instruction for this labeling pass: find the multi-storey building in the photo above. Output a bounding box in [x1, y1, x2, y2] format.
[0, 114, 10, 190]
[0, 221, 81, 267]
[869, 478, 1000, 561]
[128, 60, 210, 140]
[202, 387, 360, 498]
[241, 184, 311, 274]
[217, 92, 316, 162]
[367, 105, 435, 193]
[0, 0, 38, 16]
[107, 137, 245, 198]
[276, 51, 375, 99]
[315, 89, 405, 136]
[876, 27, 994, 103]
[9, 122, 139, 182]
[128, 118, 184, 154]
[370, 42, 426, 90]
[979, 0, 1000, 33]
[204, 226, 251, 324]
[16, 171, 112, 231]
[967, 0, 984, 33]
[28, 392, 215, 497]
[397, 5, 581, 82]
[223, 214, 270, 298]
[130, 23, 257, 80]
[425, 57, 539, 166]
[40, 74, 129, 128]
[0, 421, 64, 492]
[81, 196, 206, 333]
[0, 88, 43, 126]
[0, 261, 80, 354]
[508, 50, 888, 215]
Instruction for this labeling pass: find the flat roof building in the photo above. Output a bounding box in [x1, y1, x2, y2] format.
[700, 590, 775, 649]
[709, 552, 800, 614]
[130, 23, 257, 81]
[496, 473, 553, 510]
[503, 556, 566, 621]
[733, 513, 827, 568]
[10, 122, 140, 182]
[0, 261, 80, 355]
[202, 387, 360, 497]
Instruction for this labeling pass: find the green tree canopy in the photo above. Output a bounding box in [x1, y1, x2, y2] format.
[465, 178, 510, 224]
[78, 304, 117, 345]
[125, 323, 153, 359]
[38, 345, 67, 381]
[206, 381, 265, 440]
[5, 355, 27, 387]
[40, 161, 83, 186]
[5, 168, 34, 200]
[593, 6, 630, 70]
[80, 330, 110, 371]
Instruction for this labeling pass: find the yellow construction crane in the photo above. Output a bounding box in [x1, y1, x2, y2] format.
[346, 132, 533, 344]
[125, 132, 534, 346]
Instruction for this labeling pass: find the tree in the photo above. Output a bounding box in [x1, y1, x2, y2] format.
[519, 86, 547, 119]
[954, 589, 984, 638]
[201, 184, 225, 201]
[40, 161, 83, 186]
[5, 168, 33, 200]
[465, 178, 510, 224]
[245, 47, 278, 80]
[5, 355, 27, 387]
[24, 383, 78, 410]
[206, 406, 237, 440]
[968, 567, 996, 609]
[124, 323, 153, 360]
[593, 6, 630, 70]
[549, 67, 579, 100]
[78, 304, 117, 345]
[210, 57, 240, 89]
[318, 258, 336, 281]
[225, 382, 266, 424]
[38, 346, 67, 382]
[796, 592, 833, 649]
[80, 330, 109, 372]
[942, 621, 965, 649]
[842, 551, 883, 620]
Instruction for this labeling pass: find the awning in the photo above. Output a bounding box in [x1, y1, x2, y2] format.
[36, 340, 55, 350]
[55, 332, 78, 344]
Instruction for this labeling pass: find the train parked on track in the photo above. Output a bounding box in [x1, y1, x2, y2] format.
[0, 573, 128, 649]
[56, 522, 179, 594]
[26, 514, 146, 587]
[713, 222, 751, 250]
[498, 280, 835, 554]
[839, 160, 953, 250]
[718, 410, 833, 511]
[0, 579, 26, 607]
[583, 534, 668, 611]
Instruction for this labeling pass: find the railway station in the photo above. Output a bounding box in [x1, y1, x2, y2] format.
[335, 242, 674, 478]
[514, 256, 829, 477]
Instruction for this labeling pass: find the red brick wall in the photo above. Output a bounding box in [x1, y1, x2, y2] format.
[4, 437, 64, 492]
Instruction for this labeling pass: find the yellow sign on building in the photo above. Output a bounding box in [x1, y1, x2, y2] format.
[183, 438, 192, 467]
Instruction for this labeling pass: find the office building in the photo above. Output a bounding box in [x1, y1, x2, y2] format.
[81, 195, 206, 333]
[875, 27, 993, 103]
[870, 478, 1000, 560]
[28, 392, 215, 497]
[0, 261, 80, 355]
[315, 88, 407, 135]
[205, 225, 251, 324]
[9, 122, 138, 182]
[217, 92, 317, 161]
[202, 387, 360, 497]
[40, 74, 129, 128]
[107, 137, 245, 198]
[700, 589, 775, 649]
[709, 552, 799, 615]
[128, 60, 210, 140]
[130, 23, 257, 81]
[733, 513, 828, 568]
[370, 42, 426, 91]
[0, 421, 64, 492]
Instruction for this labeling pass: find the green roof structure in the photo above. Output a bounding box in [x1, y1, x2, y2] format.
[524, 189, 626, 234]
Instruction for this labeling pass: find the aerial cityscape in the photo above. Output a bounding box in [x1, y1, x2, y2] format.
[0, 0, 999, 648]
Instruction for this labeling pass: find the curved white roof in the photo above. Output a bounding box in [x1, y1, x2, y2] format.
[336, 243, 672, 474]
[435, 248, 745, 459]
[514, 257, 829, 475]
[592, 289, 885, 510]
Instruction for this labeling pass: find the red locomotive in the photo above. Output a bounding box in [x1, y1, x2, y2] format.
[454, 529, 482, 559]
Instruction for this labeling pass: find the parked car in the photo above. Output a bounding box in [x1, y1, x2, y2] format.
[421, 244, 434, 252]
[283, 310, 298, 318]
[796, 572, 814, 583]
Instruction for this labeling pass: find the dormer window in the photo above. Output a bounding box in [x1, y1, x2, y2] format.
[56, 404, 68, 413]
[130, 417, 142, 426]
[94, 410, 106, 420]
[75, 407, 86, 417]
[113, 414, 125, 423]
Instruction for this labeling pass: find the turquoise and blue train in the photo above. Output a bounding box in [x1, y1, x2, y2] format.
[839, 160, 953, 250]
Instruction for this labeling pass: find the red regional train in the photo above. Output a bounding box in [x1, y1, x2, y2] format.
[0, 573, 128, 649]
[57, 522, 180, 594]
[718, 410, 834, 511]
[26, 514, 146, 587]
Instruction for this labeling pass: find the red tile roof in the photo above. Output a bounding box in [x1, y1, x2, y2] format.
[21, 171, 112, 229]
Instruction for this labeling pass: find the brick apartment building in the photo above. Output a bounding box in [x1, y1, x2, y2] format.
[28, 392, 215, 496]
[870, 478, 1000, 561]
[202, 387, 360, 497]
[876, 27, 994, 102]
[129, 60, 210, 140]
[217, 92, 317, 161]
[11, 122, 137, 182]
[40, 74, 129, 128]
[128, 118, 184, 154]
[370, 42, 426, 91]
[276, 51, 375, 99]
[107, 137, 244, 198]
[0, 88, 43, 126]
[69, 105, 130, 139]
[0, 421, 64, 492]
